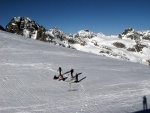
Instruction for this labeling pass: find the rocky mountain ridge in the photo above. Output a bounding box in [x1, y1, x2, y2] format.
[0, 25, 5, 31]
[5, 17, 48, 41]
[1, 17, 150, 65]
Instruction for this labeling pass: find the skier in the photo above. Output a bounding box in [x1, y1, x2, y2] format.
[74, 73, 79, 83]
[58, 67, 62, 76]
[143, 96, 147, 110]
[53, 67, 62, 80]
[70, 69, 74, 78]
[58, 67, 65, 80]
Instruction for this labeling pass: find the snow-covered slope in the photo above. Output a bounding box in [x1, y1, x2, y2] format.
[47, 28, 150, 65]
[0, 30, 150, 113]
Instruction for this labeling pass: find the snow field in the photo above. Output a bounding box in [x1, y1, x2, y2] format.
[0, 31, 150, 113]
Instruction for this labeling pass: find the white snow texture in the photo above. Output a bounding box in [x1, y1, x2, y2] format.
[0, 30, 150, 113]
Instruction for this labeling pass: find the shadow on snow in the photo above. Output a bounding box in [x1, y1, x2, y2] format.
[133, 109, 150, 113]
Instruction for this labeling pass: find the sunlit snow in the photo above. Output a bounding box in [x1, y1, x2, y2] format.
[0, 31, 150, 113]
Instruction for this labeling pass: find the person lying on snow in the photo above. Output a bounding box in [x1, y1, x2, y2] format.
[53, 75, 59, 79]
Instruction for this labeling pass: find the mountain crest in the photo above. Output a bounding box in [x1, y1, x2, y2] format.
[74, 30, 96, 39]
[6, 17, 48, 41]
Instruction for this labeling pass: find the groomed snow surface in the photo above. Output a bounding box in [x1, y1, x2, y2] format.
[0, 31, 150, 113]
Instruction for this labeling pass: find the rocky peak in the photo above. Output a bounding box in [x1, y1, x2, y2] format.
[73, 30, 96, 39]
[119, 28, 150, 42]
[138, 30, 150, 41]
[0, 25, 5, 31]
[118, 28, 141, 42]
[122, 28, 134, 35]
[49, 28, 66, 39]
[5, 17, 48, 41]
[46, 27, 70, 43]
[118, 28, 135, 38]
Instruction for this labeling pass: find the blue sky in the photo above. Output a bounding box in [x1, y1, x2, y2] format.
[0, 0, 150, 35]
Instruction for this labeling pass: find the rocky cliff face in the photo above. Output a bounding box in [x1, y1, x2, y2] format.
[118, 28, 150, 52]
[46, 28, 95, 48]
[5, 17, 48, 41]
[0, 25, 5, 31]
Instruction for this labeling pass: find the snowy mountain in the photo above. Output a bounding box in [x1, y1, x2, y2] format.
[5, 17, 150, 65]
[0, 30, 150, 113]
[5, 17, 48, 41]
[47, 28, 150, 65]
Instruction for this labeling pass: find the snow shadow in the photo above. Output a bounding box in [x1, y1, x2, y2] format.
[78, 76, 86, 83]
[76, 72, 82, 76]
[132, 96, 149, 113]
[133, 109, 150, 113]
